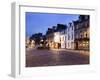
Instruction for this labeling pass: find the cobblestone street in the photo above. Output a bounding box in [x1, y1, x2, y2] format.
[26, 49, 89, 67]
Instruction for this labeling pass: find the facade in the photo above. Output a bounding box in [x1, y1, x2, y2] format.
[60, 23, 74, 49]
[46, 23, 75, 50]
[74, 15, 89, 50]
[46, 28, 55, 49]
[53, 32, 61, 49]
[60, 30, 66, 48]
[26, 37, 30, 48]
[65, 23, 74, 49]
[46, 24, 66, 49]
[45, 15, 90, 51]
[26, 37, 35, 48]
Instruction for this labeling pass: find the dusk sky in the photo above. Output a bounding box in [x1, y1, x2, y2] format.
[26, 12, 79, 37]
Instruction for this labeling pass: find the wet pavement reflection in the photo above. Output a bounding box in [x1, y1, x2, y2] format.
[26, 49, 89, 67]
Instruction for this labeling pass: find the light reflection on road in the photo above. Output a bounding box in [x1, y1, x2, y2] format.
[26, 49, 89, 67]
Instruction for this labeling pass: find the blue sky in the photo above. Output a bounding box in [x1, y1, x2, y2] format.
[26, 12, 79, 37]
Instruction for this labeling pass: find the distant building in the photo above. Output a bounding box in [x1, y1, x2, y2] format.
[74, 15, 89, 50]
[46, 28, 55, 49]
[26, 37, 30, 48]
[30, 40, 35, 48]
[26, 37, 35, 48]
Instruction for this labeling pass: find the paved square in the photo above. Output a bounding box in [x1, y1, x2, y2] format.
[26, 49, 89, 67]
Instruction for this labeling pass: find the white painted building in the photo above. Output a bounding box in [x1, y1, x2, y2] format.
[54, 32, 61, 43]
[53, 32, 61, 49]
[60, 22, 75, 49]
[66, 23, 74, 49]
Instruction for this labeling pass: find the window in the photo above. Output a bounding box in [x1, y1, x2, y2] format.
[76, 25, 79, 29]
[60, 38, 61, 43]
[68, 27, 70, 31]
[65, 36, 66, 41]
[65, 30, 67, 34]
[64, 30, 65, 34]
[62, 36, 64, 41]
[80, 34, 82, 38]
[72, 26, 73, 30]
[72, 33, 73, 40]
[68, 34, 70, 40]
[76, 34, 78, 39]
[84, 31, 87, 38]
[86, 33, 87, 38]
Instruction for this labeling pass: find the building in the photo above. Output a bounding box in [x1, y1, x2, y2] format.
[26, 37, 30, 48]
[26, 37, 35, 48]
[60, 29, 66, 48]
[46, 28, 55, 49]
[74, 15, 89, 50]
[60, 22, 74, 49]
[30, 40, 35, 48]
[46, 24, 66, 49]
[53, 32, 61, 49]
[65, 23, 74, 49]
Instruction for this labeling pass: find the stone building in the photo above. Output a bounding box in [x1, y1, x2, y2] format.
[46, 24, 66, 49]
[74, 15, 90, 50]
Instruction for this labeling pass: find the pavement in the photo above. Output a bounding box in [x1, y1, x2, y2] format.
[26, 48, 89, 67]
[50, 48, 89, 56]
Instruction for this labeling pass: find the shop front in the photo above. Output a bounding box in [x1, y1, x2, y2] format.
[75, 38, 89, 50]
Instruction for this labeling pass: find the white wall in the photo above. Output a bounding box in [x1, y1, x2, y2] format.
[0, 0, 100, 80]
[60, 35, 66, 48]
[65, 24, 74, 49]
